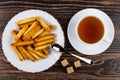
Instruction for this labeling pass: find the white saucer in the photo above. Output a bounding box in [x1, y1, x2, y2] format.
[2, 10, 64, 73]
[67, 8, 114, 55]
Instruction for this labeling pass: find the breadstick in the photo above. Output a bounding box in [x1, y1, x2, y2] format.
[36, 51, 47, 58]
[15, 40, 34, 46]
[28, 50, 41, 60]
[12, 30, 22, 42]
[12, 30, 18, 36]
[23, 21, 39, 36]
[17, 46, 28, 59]
[35, 44, 51, 51]
[23, 26, 40, 41]
[32, 28, 44, 39]
[35, 34, 56, 42]
[39, 25, 56, 37]
[15, 25, 28, 42]
[11, 44, 24, 61]
[20, 47, 35, 61]
[49, 25, 56, 30]
[17, 17, 36, 25]
[34, 39, 55, 46]
[42, 49, 49, 55]
[36, 17, 50, 31]
[18, 21, 34, 29]
[39, 31, 49, 37]
[27, 46, 46, 58]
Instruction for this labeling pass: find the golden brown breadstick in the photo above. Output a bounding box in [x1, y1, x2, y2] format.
[38, 25, 56, 37]
[27, 50, 41, 60]
[39, 31, 49, 37]
[17, 46, 28, 59]
[15, 25, 28, 42]
[35, 44, 51, 51]
[17, 17, 36, 25]
[49, 25, 56, 30]
[12, 30, 23, 42]
[18, 21, 34, 29]
[19, 46, 35, 61]
[12, 30, 18, 42]
[11, 44, 24, 61]
[27, 46, 46, 58]
[35, 34, 56, 42]
[34, 39, 55, 46]
[42, 49, 49, 55]
[12, 30, 18, 36]
[23, 21, 39, 36]
[23, 26, 40, 41]
[36, 17, 50, 31]
[32, 28, 44, 39]
[15, 40, 34, 46]
[36, 51, 47, 58]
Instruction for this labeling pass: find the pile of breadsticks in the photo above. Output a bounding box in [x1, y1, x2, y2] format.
[11, 16, 56, 62]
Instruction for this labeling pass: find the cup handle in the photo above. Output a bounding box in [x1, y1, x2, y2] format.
[103, 38, 110, 43]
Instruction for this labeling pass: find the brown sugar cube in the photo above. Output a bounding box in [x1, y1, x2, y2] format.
[74, 60, 81, 68]
[66, 66, 74, 74]
[61, 59, 69, 67]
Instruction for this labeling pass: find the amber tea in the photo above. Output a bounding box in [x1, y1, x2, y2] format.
[77, 16, 104, 44]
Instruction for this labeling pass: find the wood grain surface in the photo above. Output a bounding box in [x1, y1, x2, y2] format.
[0, 0, 120, 80]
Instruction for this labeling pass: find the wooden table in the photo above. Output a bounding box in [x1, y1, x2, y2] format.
[0, 0, 120, 79]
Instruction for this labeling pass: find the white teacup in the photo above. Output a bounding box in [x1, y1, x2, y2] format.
[67, 8, 114, 55]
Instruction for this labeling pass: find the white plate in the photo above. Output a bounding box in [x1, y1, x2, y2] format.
[2, 10, 64, 73]
[67, 8, 114, 55]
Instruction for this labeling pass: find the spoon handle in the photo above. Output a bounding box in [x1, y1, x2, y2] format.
[70, 53, 93, 65]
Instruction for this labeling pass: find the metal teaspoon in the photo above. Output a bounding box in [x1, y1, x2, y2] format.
[51, 43, 94, 65]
